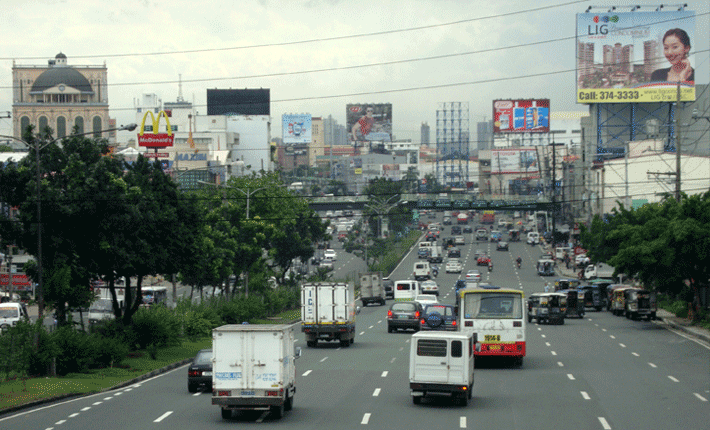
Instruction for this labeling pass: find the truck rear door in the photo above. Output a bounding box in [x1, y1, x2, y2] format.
[213, 329, 247, 392]
[413, 337, 449, 383]
[301, 285, 317, 324]
[249, 330, 285, 392]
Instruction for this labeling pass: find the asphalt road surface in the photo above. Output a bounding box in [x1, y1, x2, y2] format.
[4, 213, 709, 429]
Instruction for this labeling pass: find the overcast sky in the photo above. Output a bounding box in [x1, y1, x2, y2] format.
[1, 0, 708, 144]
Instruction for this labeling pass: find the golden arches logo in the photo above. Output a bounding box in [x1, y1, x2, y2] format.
[137, 110, 175, 147]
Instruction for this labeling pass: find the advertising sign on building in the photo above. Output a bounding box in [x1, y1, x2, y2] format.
[576, 10, 696, 103]
[493, 99, 550, 134]
[137, 110, 174, 147]
[491, 149, 540, 175]
[282, 114, 312, 144]
[347, 104, 393, 144]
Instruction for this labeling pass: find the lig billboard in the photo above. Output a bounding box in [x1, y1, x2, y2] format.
[491, 149, 540, 175]
[576, 10, 696, 103]
[493, 99, 549, 134]
[347, 104, 392, 144]
[282, 114, 312, 144]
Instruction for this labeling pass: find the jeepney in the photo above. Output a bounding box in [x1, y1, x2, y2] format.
[623, 288, 657, 321]
[528, 292, 566, 325]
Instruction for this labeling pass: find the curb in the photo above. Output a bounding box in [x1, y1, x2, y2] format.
[0, 358, 193, 418]
[658, 317, 710, 344]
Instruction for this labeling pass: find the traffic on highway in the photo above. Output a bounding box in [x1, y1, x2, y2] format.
[1, 210, 708, 430]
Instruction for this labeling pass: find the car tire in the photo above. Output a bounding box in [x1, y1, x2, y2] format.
[340, 338, 351, 347]
[221, 408, 232, 420]
[458, 393, 469, 406]
[306, 340, 317, 347]
[387, 325, 393, 333]
[188, 383, 197, 393]
[413, 395, 421, 405]
[271, 402, 285, 419]
[284, 393, 293, 411]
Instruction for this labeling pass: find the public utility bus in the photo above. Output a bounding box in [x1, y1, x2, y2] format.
[456, 285, 526, 365]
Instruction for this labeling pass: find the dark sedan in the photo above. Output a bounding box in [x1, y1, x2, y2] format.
[419, 304, 457, 331]
[188, 348, 212, 393]
[387, 301, 423, 332]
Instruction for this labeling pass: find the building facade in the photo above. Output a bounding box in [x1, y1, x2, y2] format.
[12, 53, 113, 142]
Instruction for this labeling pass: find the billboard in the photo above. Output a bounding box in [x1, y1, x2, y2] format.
[347, 104, 392, 144]
[576, 10, 696, 103]
[493, 99, 549, 134]
[207, 89, 270, 115]
[491, 149, 540, 175]
[282, 114, 312, 144]
[137, 110, 174, 147]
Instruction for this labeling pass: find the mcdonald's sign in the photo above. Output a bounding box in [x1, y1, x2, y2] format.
[137, 110, 175, 147]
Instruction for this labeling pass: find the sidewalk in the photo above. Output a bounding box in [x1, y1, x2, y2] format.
[552, 258, 710, 344]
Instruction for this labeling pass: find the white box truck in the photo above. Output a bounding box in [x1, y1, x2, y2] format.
[301, 282, 357, 347]
[212, 324, 301, 420]
[359, 272, 386, 306]
[409, 331, 476, 406]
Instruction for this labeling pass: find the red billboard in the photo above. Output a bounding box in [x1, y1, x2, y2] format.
[493, 99, 550, 134]
[137, 110, 175, 147]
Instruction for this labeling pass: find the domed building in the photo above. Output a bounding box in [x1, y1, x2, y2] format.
[12, 53, 113, 142]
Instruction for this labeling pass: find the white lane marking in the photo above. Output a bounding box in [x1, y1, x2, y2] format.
[390, 357, 396, 363]
[368, 325, 374, 329]
[381, 371, 388, 377]
[648, 362, 657, 368]
[567, 374, 575, 380]
[255, 410, 269, 423]
[44, 428, 53, 430]
[557, 362, 564, 367]
[598, 417, 612, 429]
[668, 375, 679, 382]
[378, 320, 382, 324]
[373, 388, 381, 396]
[693, 393, 708, 401]
[588, 318, 593, 322]
[359, 331, 365, 336]
[654, 322, 710, 350]
[55, 420, 66, 425]
[93, 402, 102, 406]
[551, 351, 557, 356]
[154, 411, 173, 422]
[103, 397, 112, 401]
[361, 413, 371, 424]
[192, 392, 201, 397]
[609, 335, 616, 339]
[545, 342, 551, 347]
[114, 392, 122, 396]
[541, 334, 546, 338]
[302, 370, 312, 376]
[460, 416, 467, 428]
[594, 324, 599, 327]
[632, 352, 640, 357]
[81, 407, 91, 411]
[602, 328, 607, 332]
[399, 347, 404, 351]
[406, 339, 410, 343]
[320, 357, 328, 363]
[124, 388, 132, 392]
[581, 391, 591, 400]
[537, 327, 542, 331]
[619, 343, 626, 348]
[69, 413, 79, 417]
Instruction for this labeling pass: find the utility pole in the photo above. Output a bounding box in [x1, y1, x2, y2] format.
[549, 141, 565, 247]
[675, 82, 682, 202]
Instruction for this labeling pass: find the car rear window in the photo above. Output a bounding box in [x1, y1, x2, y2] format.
[194, 350, 212, 365]
[424, 305, 453, 316]
[417, 339, 447, 357]
[392, 303, 416, 311]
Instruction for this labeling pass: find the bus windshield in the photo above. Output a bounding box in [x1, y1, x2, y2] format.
[462, 293, 523, 319]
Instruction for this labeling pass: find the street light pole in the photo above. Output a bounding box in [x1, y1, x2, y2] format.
[1, 123, 137, 320]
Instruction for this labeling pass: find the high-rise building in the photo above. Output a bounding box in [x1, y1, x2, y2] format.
[420, 122, 430, 145]
[476, 120, 492, 152]
[12, 52, 113, 142]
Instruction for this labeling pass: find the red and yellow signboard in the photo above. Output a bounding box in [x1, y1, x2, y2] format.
[137, 110, 174, 147]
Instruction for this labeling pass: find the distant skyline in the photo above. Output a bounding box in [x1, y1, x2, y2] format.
[1, 0, 708, 144]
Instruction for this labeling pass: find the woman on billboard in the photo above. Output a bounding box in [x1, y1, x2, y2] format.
[651, 28, 694, 83]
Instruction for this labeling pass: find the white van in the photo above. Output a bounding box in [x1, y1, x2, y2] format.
[409, 331, 476, 406]
[413, 262, 431, 281]
[0, 302, 30, 332]
[555, 246, 572, 260]
[394, 280, 420, 302]
[526, 231, 540, 245]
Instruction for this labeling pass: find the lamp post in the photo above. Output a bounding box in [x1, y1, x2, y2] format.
[0, 123, 137, 320]
[364, 194, 401, 239]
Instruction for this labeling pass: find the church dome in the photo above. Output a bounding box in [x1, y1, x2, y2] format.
[30, 66, 93, 94]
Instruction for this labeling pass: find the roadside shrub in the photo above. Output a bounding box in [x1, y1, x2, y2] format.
[0, 320, 56, 378]
[218, 296, 266, 324]
[129, 305, 182, 350]
[91, 335, 129, 368]
[668, 300, 688, 318]
[183, 311, 213, 341]
[51, 326, 95, 375]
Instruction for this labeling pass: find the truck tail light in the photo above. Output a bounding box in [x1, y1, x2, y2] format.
[266, 391, 279, 397]
[415, 311, 420, 319]
[218, 390, 230, 396]
[387, 310, 393, 319]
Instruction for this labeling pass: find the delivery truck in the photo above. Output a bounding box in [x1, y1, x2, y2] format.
[212, 324, 301, 420]
[359, 272, 386, 306]
[301, 282, 357, 347]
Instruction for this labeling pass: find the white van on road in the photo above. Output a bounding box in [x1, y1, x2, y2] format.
[394, 280, 420, 302]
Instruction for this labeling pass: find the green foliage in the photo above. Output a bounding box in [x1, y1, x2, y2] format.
[91, 335, 129, 368]
[51, 326, 96, 376]
[128, 305, 182, 350]
[0, 320, 56, 378]
[217, 296, 266, 324]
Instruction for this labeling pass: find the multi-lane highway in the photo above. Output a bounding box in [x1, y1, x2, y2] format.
[3, 213, 709, 430]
